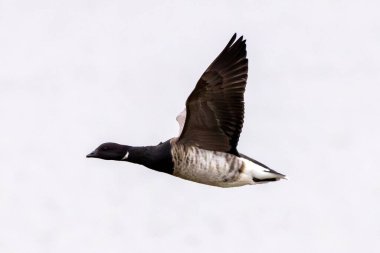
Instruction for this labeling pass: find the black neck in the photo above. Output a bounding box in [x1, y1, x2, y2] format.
[125, 139, 174, 175]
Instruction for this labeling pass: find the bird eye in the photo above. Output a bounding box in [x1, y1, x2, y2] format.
[102, 146, 109, 151]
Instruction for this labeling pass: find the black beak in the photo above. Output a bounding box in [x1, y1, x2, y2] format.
[86, 152, 96, 158]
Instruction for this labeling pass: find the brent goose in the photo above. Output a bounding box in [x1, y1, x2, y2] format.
[87, 34, 286, 187]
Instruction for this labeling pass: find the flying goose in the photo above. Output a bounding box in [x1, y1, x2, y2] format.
[87, 34, 286, 187]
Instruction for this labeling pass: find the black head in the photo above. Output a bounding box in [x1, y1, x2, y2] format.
[86, 142, 129, 161]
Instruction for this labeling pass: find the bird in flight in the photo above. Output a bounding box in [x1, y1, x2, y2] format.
[87, 34, 286, 187]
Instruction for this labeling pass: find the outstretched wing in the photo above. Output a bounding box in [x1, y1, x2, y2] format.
[177, 34, 248, 155]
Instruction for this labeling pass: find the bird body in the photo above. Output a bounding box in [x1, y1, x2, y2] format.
[171, 141, 284, 187]
[87, 34, 286, 188]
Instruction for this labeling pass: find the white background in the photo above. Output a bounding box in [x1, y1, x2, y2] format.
[1, 0, 379, 252]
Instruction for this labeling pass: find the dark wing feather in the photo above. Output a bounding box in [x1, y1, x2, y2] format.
[177, 34, 248, 155]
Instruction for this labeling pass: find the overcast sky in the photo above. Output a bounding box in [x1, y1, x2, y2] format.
[1, 0, 379, 252]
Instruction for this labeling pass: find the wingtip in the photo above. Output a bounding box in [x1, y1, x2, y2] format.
[227, 33, 237, 47]
[236, 35, 244, 44]
[226, 33, 247, 49]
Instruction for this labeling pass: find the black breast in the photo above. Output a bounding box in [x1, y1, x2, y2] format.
[145, 139, 174, 174]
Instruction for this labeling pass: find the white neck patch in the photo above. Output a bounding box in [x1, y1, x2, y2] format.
[122, 152, 129, 160]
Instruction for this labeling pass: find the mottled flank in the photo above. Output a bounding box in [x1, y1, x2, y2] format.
[171, 144, 252, 187]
